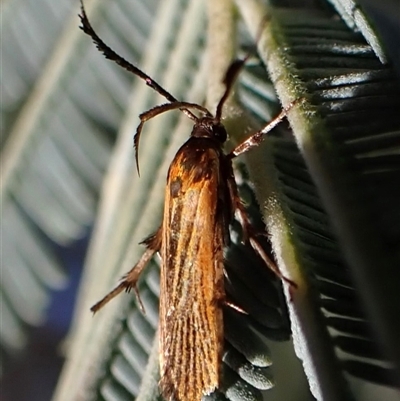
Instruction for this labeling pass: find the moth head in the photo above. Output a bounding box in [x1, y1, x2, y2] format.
[192, 117, 227, 143]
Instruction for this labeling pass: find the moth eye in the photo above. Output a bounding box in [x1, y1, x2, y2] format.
[213, 124, 227, 143]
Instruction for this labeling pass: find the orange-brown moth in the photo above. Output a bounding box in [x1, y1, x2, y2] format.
[80, 4, 297, 400]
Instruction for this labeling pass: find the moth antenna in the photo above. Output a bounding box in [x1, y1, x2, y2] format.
[133, 101, 212, 175]
[215, 59, 245, 122]
[79, 1, 198, 122]
[215, 15, 270, 122]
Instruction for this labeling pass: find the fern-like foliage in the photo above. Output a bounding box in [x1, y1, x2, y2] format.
[2, 0, 400, 400]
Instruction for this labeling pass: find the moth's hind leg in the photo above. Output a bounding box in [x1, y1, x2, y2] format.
[91, 227, 162, 313]
[227, 177, 297, 291]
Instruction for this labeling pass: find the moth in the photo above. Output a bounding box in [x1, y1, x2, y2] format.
[80, 4, 297, 401]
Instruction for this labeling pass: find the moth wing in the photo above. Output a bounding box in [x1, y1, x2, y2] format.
[159, 144, 226, 401]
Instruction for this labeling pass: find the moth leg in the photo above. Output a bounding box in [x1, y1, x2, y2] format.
[212, 270, 245, 314]
[227, 178, 297, 291]
[91, 227, 162, 314]
[224, 300, 247, 315]
[221, 266, 248, 315]
[228, 98, 304, 159]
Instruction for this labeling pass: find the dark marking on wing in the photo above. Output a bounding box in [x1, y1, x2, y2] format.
[170, 177, 182, 198]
